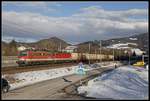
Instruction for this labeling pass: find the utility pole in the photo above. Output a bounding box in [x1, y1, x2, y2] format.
[129, 52, 130, 65]
[118, 41, 120, 62]
[60, 42, 61, 52]
[100, 40, 102, 62]
[113, 48, 115, 62]
[95, 49, 98, 63]
[142, 54, 144, 62]
[118, 49, 120, 61]
[112, 40, 115, 63]
[128, 51, 131, 65]
[89, 43, 90, 65]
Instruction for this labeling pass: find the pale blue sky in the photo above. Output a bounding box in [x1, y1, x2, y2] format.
[2, 1, 148, 17]
[2, 1, 148, 44]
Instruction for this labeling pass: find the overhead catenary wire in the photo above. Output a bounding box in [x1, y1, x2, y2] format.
[2, 19, 50, 39]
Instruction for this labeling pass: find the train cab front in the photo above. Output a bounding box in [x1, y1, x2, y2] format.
[16, 51, 28, 66]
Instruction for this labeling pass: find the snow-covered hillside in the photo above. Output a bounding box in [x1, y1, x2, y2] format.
[106, 43, 137, 49]
[106, 42, 144, 55]
[78, 66, 148, 100]
[129, 37, 138, 40]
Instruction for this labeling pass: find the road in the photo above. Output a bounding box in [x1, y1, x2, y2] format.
[2, 66, 114, 100]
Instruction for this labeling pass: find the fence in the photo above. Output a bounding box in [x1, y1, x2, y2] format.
[2, 56, 18, 67]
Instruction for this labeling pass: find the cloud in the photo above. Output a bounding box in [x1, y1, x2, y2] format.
[73, 6, 148, 22]
[2, 6, 148, 44]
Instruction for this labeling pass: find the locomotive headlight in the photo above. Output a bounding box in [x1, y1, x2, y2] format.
[20, 58, 25, 61]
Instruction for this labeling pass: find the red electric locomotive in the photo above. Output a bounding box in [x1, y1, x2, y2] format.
[16, 50, 72, 66]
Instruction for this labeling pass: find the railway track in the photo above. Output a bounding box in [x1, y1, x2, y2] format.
[2, 62, 78, 74]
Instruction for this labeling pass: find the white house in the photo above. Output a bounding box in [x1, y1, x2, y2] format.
[17, 46, 27, 51]
[62, 46, 77, 53]
[17, 45, 36, 51]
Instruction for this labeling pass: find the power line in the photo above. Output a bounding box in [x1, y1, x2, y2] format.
[3, 19, 49, 37]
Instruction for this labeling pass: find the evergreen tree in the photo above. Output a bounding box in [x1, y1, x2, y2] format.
[132, 51, 136, 57]
[9, 40, 18, 56]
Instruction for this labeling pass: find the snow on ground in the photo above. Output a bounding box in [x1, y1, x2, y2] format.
[3, 62, 116, 90]
[78, 65, 148, 100]
[9, 66, 77, 90]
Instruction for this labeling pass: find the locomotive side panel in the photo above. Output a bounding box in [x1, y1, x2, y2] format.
[17, 51, 73, 66]
[71, 53, 79, 60]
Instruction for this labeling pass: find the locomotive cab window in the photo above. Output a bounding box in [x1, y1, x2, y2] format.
[19, 51, 27, 56]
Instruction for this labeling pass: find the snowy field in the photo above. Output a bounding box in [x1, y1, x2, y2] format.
[78, 65, 149, 100]
[3, 62, 116, 90]
[106, 43, 137, 49]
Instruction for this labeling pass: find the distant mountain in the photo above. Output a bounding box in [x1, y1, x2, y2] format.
[2, 40, 18, 56]
[76, 41, 114, 55]
[2, 41, 8, 55]
[76, 33, 148, 54]
[2, 37, 70, 56]
[102, 33, 148, 52]
[77, 41, 99, 53]
[2, 33, 148, 56]
[23, 37, 70, 50]
[101, 33, 148, 48]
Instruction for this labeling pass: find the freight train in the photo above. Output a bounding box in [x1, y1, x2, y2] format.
[16, 50, 113, 66]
